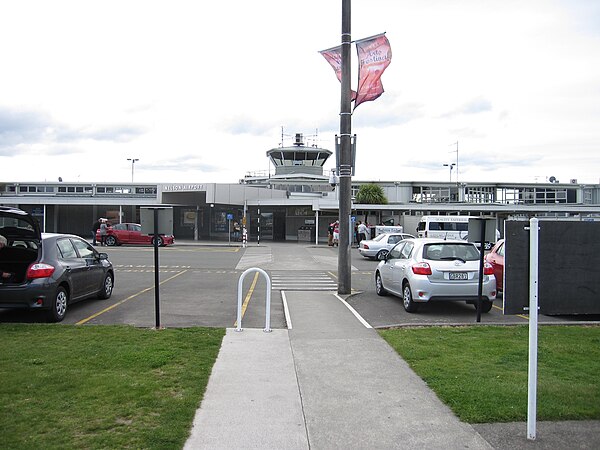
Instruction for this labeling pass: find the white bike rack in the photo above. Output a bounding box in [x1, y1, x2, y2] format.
[236, 267, 272, 333]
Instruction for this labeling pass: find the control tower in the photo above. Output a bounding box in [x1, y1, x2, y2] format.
[267, 133, 332, 177]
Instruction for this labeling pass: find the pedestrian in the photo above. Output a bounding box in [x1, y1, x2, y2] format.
[99, 219, 108, 246]
[333, 221, 340, 247]
[92, 218, 100, 245]
[233, 221, 241, 241]
[358, 221, 369, 243]
[328, 222, 334, 246]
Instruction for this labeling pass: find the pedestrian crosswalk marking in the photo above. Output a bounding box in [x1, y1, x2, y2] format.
[270, 271, 337, 291]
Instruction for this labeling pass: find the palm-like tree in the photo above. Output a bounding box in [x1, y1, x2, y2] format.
[355, 183, 387, 224]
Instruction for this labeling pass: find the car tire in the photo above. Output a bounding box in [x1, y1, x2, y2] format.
[47, 286, 68, 322]
[402, 282, 418, 313]
[376, 249, 389, 261]
[479, 300, 493, 313]
[98, 273, 114, 299]
[152, 236, 164, 247]
[375, 272, 387, 296]
[105, 236, 117, 246]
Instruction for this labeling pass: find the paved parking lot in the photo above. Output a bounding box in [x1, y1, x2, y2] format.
[1, 242, 598, 327]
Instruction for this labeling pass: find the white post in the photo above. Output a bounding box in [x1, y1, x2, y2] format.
[527, 217, 539, 440]
[315, 210, 319, 246]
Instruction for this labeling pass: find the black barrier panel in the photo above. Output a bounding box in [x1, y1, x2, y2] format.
[504, 221, 600, 315]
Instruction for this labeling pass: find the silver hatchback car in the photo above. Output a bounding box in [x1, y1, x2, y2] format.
[375, 238, 496, 313]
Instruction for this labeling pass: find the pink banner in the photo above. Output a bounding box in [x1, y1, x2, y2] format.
[354, 34, 392, 109]
[319, 46, 357, 100]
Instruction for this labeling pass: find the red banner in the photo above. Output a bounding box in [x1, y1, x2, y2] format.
[354, 34, 392, 109]
[319, 46, 357, 100]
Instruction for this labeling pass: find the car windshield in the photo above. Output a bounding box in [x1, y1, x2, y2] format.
[423, 243, 480, 262]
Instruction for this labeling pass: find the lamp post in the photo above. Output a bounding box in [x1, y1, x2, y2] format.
[443, 163, 456, 182]
[127, 158, 139, 183]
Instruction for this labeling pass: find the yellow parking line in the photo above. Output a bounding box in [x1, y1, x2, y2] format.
[492, 303, 529, 320]
[233, 272, 259, 328]
[76, 270, 188, 325]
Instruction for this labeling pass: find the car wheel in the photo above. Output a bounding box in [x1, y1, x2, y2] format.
[47, 286, 68, 322]
[375, 272, 387, 296]
[402, 282, 418, 313]
[105, 236, 117, 246]
[479, 300, 494, 313]
[98, 273, 114, 299]
[152, 236, 164, 247]
[376, 249, 389, 261]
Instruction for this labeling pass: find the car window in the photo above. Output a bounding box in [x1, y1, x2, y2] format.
[372, 234, 386, 242]
[400, 241, 414, 259]
[57, 238, 78, 259]
[132, 224, 142, 232]
[424, 243, 479, 261]
[388, 242, 405, 260]
[497, 242, 505, 257]
[388, 235, 401, 244]
[71, 238, 96, 259]
[113, 223, 127, 231]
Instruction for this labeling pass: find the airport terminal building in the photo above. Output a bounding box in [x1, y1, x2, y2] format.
[2, 134, 600, 243]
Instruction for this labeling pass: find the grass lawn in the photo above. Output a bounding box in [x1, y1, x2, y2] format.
[380, 325, 600, 423]
[0, 324, 225, 450]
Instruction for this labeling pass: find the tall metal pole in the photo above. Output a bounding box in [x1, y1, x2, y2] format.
[338, 0, 352, 294]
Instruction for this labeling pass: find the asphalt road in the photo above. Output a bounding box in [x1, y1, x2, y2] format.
[1, 242, 598, 327]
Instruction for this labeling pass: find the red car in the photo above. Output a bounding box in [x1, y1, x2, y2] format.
[485, 239, 504, 291]
[96, 223, 174, 247]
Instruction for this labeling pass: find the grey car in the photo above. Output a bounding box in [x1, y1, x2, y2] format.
[358, 232, 415, 260]
[0, 206, 114, 322]
[375, 238, 496, 313]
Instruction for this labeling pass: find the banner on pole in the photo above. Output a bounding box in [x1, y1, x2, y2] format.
[319, 45, 357, 100]
[354, 33, 392, 109]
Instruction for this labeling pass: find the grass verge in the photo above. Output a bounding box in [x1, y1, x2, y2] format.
[0, 324, 225, 449]
[379, 325, 600, 423]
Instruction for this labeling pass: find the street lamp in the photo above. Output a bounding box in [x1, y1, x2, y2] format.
[127, 158, 139, 183]
[443, 163, 456, 182]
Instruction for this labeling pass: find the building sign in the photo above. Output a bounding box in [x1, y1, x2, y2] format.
[163, 184, 206, 192]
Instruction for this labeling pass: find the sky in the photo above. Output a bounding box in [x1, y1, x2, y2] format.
[1, 0, 599, 185]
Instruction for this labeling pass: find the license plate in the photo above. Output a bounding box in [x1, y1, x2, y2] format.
[449, 272, 468, 280]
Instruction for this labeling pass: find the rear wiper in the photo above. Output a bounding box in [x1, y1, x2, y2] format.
[440, 256, 466, 263]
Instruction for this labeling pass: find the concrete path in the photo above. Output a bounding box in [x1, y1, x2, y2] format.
[184, 290, 492, 449]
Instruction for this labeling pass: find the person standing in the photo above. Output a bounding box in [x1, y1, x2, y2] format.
[92, 219, 100, 245]
[99, 219, 108, 246]
[328, 222, 334, 246]
[358, 221, 369, 243]
[332, 220, 340, 247]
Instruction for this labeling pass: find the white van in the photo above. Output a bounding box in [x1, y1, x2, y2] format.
[416, 215, 470, 240]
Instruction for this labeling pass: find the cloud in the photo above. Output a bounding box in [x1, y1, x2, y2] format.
[0, 106, 146, 156]
[440, 97, 493, 118]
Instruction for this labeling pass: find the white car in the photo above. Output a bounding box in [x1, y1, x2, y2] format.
[374, 238, 496, 313]
[358, 233, 415, 260]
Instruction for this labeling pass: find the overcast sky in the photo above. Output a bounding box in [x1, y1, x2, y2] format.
[1, 0, 599, 185]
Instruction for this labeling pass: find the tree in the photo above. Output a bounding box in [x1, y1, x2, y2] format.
[355, 183, 387, 224]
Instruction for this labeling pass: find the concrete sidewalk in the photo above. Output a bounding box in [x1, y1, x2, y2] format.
[184, 291, 492, 449]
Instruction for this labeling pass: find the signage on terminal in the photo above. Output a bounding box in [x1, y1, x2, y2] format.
[162, 184, 206, 192]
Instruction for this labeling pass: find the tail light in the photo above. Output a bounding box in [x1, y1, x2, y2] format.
[27, 263, 56, 279]
[412, 262, 432, 275]
[362, 244, 370, 249]
[484, 262, 494, 275]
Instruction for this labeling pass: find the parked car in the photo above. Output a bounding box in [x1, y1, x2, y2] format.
[96, 222, 174, 247]
[359, 232, 415, 260]
[485, 239, 505, 291]
[0, 206, 114, 322]
[374, 238, 496, 313]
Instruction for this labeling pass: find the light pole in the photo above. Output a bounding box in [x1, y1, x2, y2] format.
[443, 163, 456, 182]
[127, 158, 139, 183]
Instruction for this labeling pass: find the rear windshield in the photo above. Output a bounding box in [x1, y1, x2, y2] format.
[423, 243, 480, 261]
